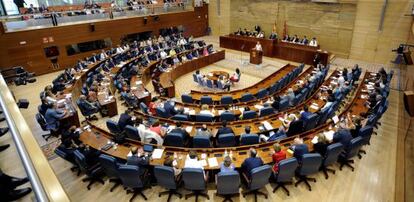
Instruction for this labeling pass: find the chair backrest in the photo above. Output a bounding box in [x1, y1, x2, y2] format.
[140, 102, 149, 114]
[220, 111, 235, 121]
[181, 94, 193, 104]
[344, 136, 364, 159]
[303, 113, 319, 131]
[124, 125, 140, 141]
[164, 132, 185, 147]
[217, 80, 223, 89]
[196, 114, 213, 122]
[99, 154, 120, 178]
[259, 107, 274, 117]
[36, 113, 48, 131]
[248, 165, 272, 190]
[279, 98, 289, 111]
[323, 143, 344, 167]
[192, 74, 198, 83]
[154, 165, 177, 190]
[106, 119, 122, 134]
[217, 133, 236, 147]
[206, 80, 214, 88]
[200, 96, 213, 105]
[359, 126, 374, 146]
[240, 93, 254, 102]
[193, 135, 211, 148]
[171, 114, 189, 121]
[240, 134, 259, 145]
[243, 111, 257, 120]
[256, 89, 268, 99]
[216, 171, 240, 195]
[118, 165, 144, 189]
[297, 153, 323, 176]
[220, 95, 233, 105]
[156, 107, 169, 118]
[276, 158, 298, 183]
[73, 150, 88, 173]
[182, 168, 206, 191]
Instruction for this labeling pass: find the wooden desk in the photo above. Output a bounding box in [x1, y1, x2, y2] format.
[219, 35, 330, 66]
[206, 71, 229, 81]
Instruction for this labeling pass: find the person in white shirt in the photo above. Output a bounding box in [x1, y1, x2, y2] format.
[199, 104, 214, 117]
[158, 35, 164, 43]
[256, 31, 264, 38]
[184, 150, 207, 179]
[99, 50, 108, 60]
[309, 37, 318, 47]
[116, 45, 124, 54]
[338, 75, 345, 88]
[160, 50, 168, 59]
[255, 41, 263, 51]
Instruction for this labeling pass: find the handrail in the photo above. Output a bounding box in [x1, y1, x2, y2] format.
[0, 74, 70, 202]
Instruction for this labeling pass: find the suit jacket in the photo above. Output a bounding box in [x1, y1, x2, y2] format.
[313, 142, 328, 157]
[286, 120, 304, 136]
[127, 155, 149, 176]
[118, 113, 134, 130]
[45, 108, 65, 131]
[292, 144, 309, 162]
[164, 101, 177, 117]
[216, 127, 234, 136]
[170, 128, 189, 140]
[333, 129, 353, 150]
[241, 157, 263, 177]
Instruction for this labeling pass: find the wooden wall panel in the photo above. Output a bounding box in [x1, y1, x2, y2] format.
[0, 5, 209, 75]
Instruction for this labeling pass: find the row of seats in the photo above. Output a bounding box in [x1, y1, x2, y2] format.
[184, 64, 305, 105]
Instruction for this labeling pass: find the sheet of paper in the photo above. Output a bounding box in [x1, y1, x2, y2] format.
[254, 105, 264, 110]
[310, 105, 319, 111]
[332, 116, 339, 124]
[311, 136, 318, 144]
[185, 126, 193, 133]
[199, 159, 208, 167]
[152, 149, 164, 159]
[324, 130, 335, 141]
[262, 121, 274, 130]
[189, 110, 196, 115]
[208, 157, 218, 167]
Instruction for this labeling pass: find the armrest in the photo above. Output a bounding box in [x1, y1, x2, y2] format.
[241, 172, 251, 184]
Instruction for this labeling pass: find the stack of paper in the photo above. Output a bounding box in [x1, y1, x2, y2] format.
[332, 116, 339, 124]
[262, 121, 274, 130]
[311, 136, 318, 144]
[135, 80, 143, 85]
[208, 157, 218, 167]
[254, 105, 264, 110]
[185, 126, 193, 133]
[323, 130, 335, 141]
[152, 149, 164, 159]
[199, 159, 208, 167]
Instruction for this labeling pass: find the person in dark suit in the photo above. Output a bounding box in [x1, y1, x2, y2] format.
[163, 99, 178, 117]
[216, 120, 234, 138]
[126, 147, 149, 177]
[77, 143, 100, 166]
[290, 138, 309, 163]
[77, 95, 99, 118]
[241, 148, 263, 177]
[271, 95, 281, 111]
[61, 125, 81, 146]
[254, 25, 261, 33]
[300, 105, 313, 120]
[118, 109, 135, 130]
[301, 36, 309, 45]
[313, 133, 329, 157]
[169, 122, 190, 143]
[285, 114, 304, 136]
[333, 122, 353, 150]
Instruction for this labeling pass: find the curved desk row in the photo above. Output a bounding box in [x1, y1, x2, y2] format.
[78, 72, 372, 170]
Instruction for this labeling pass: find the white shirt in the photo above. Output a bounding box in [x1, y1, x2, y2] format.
[309, 39, 318, 47]
[199, 110, 214, 117]
[255, 44, 263, 51]
[338, 76, 345, 88]
[116, 47, 124, 54]
[184, 158, 204, 169]
[160, 51, 168, 59]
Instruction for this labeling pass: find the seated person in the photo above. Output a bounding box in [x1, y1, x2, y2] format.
[77, 95, 99, 119]
[272, 143, 286, 173]
[271, 95, 281, 111]
[229, 68, 241, 83]
[163, 99, 178, 117]
[199, 104, 214, 117]
[241, 148, 263, 177]
[309, 37, 318, 47]
[148, 97, 159, 115]
[218, 76, 231, 91]
[76, 143, 100, 166]
[219, 156, 235, 173]
[169, 122, 190, 143]
[300, 105, 313, 120]
[127, 147, 150, 177]
[290, 137, 309, 163]
[239, 126, 258, 142]
[260, 125, 287, 142]
[332, 121, 353, 150]
[45, 103, 67, 132]
[301, 36, 309, 45]
[313, 133, 329, 157]
[216, 120, 234, 138]
[286, 88, 295, 106]
[282, 34, 290, 41]
[149, 120, 166, 138]
[61, 125, 81, 146]
[163, 155, 182, 177]
[184, 150, 207, 180]
[269, 32, 278, 40]
[118, 109, 135, 130]
[195, 124, 212, 138]
[285, 114, 304, 136]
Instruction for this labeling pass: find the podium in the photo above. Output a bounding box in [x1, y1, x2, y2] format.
[250, 48, 263, 64]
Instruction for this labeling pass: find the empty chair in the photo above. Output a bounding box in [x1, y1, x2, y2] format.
[54, 146, 79, 175]
[98, 154, 122, 192]
[73, 150, 104, 190]
[358, 126, 374, 158]
[259, 107, 274, 117]
[321, 143, 344, 179]
[181, 94, 193, 104]
[272, 158, 299, 196]
[200, 96, 213, 105]
[302, 113, 319, 131]
[124, 125, 140, 141]
[221, 95, 233, 105]
[256, 89, 268, 99]
[240, 93, 254, 102]
[154, 166, 182, 202]
[242, 165, 272, 202]
[156, 107, 169, 118]
[106, 120, 122, 135]
[195, 114, 213, 122]
[77, 99, 98, 123]
[118, 165, 148, 201]
[294, 153, 323, 191]
[192, 74, 198, 83]
[164, 133, 186, 147]
[193, 135, 211, 148]
[140, 102, 149, 114]
[216, 171, 240, 201]
[182, 168, 210, 201]
[220, 111, 235, 121]
[242, 111, 257, 120]
[240, 134, 259, 146]
[171, 114, 189, 121]
[36, 113, 58, 141]
[339, 136, 364, 171]
[217, 133, 236, 147]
